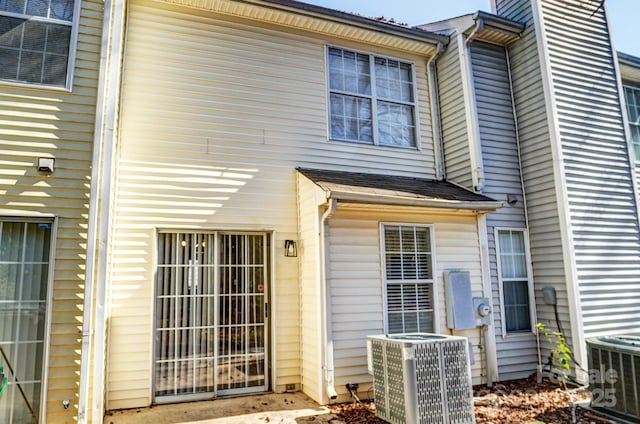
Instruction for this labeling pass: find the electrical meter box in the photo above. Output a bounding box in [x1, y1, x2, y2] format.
[444, 270, 476, 330]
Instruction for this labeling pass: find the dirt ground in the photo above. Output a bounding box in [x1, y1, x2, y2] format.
[104, 378, 619, 424]
[328, 379, 618, 424]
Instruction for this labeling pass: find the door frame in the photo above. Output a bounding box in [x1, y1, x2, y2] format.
[151, 230, 271, 403]
[0, 215, 57, 423]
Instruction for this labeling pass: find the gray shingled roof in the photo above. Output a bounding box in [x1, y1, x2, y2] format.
[297, 168, 501, 210]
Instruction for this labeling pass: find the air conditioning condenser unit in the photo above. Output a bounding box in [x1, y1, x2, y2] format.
[367, 333, 475, 424]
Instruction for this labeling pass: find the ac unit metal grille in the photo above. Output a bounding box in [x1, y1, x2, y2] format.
[587, 336, 640, 421]
[367, 333, 475, 424]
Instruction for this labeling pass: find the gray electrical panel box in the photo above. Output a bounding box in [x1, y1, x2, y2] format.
[444, 270, 476, 330]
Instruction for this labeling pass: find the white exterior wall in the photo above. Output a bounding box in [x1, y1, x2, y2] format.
[108, 0, 437, 409]
[327, 206, 488, 400]
[494, 0, 575, 365]
[470, 41, 537, 380]
[436, 34, 474, 189]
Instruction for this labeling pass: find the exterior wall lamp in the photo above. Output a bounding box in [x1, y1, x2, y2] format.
[284, 240, 297, 257]
[37, 157, 55, 173]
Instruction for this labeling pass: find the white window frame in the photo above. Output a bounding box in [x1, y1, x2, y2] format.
[0, 0, 81, 90]
[495, 227, 536, 336]
[326, 45, 420, 149]
[623, 84, 640, 162]
[380, 223, 437, 334]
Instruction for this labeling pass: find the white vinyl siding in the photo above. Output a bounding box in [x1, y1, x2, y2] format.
[624, 85, 640, 161]
[435, 34, 474, 188]
[470, 40, 538, 379]
[327, 47, 417, 148]
[496, 229, 533, 334]
[494, 0, 573, 363]
[326, 207, 487, 396]
[0, 0, 78, 88]
[0, 219, 53, 424]
[538, 0, 640, 338]
[382, 224, 434, 333]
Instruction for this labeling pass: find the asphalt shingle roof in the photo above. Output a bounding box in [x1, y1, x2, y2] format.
[297, 168, 499, 205]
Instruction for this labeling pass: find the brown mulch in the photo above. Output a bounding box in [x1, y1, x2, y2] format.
[328, 379, 617, 423]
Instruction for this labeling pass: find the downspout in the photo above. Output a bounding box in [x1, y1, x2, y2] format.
[91, 0, 126, 419]
[427, 41, 446, 180]
[77, 0, 116, 419]
[320, 199, 338, 401]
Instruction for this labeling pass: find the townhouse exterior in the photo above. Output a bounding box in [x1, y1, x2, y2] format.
[0, 0, 108, 421]
[1, 0, 640, 422]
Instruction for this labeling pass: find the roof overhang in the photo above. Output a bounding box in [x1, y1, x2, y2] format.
[420, 11, 524, 47]
[298, 168, 503, 212]
[152, 0, 448, 55]
[618, 51, 640, 83]
[328, 190, 502, 211]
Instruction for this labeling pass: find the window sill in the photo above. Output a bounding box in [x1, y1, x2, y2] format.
[0, 79, 72, 93]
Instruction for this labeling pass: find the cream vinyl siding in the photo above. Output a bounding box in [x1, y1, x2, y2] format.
[470, 41, 537, 380]
[110, 0, 437, 409]
[326, 206, 486, 400]
[296, 175, 322, 402]
[494, 0, 574, 360]
[0, 0, 102, 420]
[436, 34, 474, 188]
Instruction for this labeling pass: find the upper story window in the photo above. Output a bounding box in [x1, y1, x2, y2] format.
[624, 85, 640, 161]
[0, 0, 76, 88]
[327, 47, 417, 148]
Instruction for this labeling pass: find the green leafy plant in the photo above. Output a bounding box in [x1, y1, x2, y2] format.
[0, 365, 7, 397]
[536, 322, 572, 388]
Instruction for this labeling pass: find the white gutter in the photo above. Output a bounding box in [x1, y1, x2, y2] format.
[319, 199, 338, 402]
[427, 41, 446, 180]
[77, 0, 116, 418]
[327, 190, 502, 212]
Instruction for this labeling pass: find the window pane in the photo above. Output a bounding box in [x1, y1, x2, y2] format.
[329, 93, 372, 143]
[504, 281, 531, 332]
[377, 101, 415, 147]
[0, 16, 23, 48]
[0, 12, 71, 86]
[50, 0, 74, 20]
[1, 0, 26, 13]
[25, 0, 48, 18]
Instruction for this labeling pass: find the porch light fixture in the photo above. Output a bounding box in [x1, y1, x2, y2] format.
[284, 240, 297, 257]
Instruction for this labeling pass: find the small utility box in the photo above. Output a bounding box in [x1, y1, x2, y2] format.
[444, 271, 476, 329]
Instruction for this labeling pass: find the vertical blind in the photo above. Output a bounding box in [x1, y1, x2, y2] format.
[0, 220, 51, 424]
[155, 232, 267, 399]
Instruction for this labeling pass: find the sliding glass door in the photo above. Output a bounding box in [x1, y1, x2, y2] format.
[154, 232, 268, 401]
[0, 220, 52, 424]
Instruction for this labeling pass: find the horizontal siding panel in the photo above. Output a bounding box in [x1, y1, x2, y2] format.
[0, 0, 101, 418]
[541, 0, 640, 338]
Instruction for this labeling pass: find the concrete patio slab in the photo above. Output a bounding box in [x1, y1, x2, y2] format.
[103, 392, 343, 424]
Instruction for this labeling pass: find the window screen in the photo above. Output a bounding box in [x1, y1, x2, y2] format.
[383, 224, 433, 333]
[0, 0, 75, 86]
